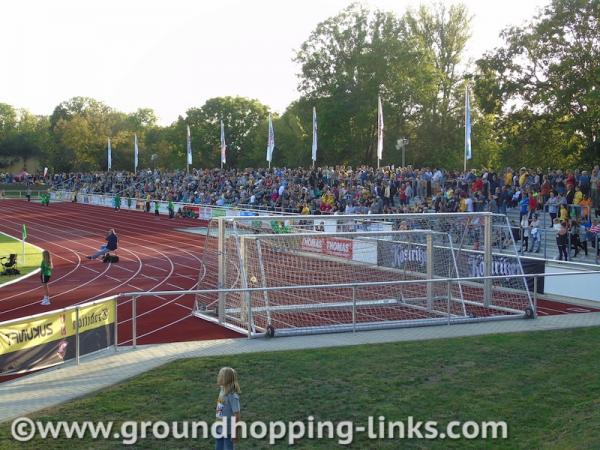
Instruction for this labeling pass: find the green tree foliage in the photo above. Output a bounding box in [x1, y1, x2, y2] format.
[186, 97, 270, 168]
[294, 3, 470, 167]
[476, 0, 600, 166]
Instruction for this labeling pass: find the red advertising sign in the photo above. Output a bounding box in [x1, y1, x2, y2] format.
[301, 236, 352, 260]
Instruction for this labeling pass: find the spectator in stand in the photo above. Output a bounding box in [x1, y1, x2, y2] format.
[519, 192, 529, 222]
[559, 203, 569, 223]
[579, 170, 591, 196]
[529, 214, 541, 253]
[546, 191, 559, 227]
[591, 166, 600, 217]
[540, 175, 552, 204]
[556, 222, 569, 261]
[570, 219, 587, 257]
[587, 219, 600, 255]
[520, 214, 530, 253]
[528, 191, 538, 219]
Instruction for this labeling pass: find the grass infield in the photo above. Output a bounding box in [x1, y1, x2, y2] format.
[1, 327, 599, 448]
[0, 233, 42, 284]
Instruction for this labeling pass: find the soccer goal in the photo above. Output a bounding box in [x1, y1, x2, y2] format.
[193, 213, 533, 337]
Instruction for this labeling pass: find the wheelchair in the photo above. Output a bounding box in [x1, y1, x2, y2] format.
[0, 254, 20, 276]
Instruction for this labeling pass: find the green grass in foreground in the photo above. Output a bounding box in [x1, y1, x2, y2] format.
[1, 328, 600, 449]
[0, 233, 42, 283]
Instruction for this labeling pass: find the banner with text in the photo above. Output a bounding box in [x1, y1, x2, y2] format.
[0, 298, 116, 375]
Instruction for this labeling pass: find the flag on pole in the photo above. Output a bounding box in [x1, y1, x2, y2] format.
[134, 134, 139, 173]
[377, 96, 384, 163]
[186, 125, 193, 166]
[22, 224, 27, 240]
[311, 107, 317, 163]
[266, 114, 275, 163]
[220, 121, 226, 165]
[107, 138, 112, 171]
[465, 86, 472, 161]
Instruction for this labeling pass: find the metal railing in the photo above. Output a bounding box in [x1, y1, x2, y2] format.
[0, 296, 118, 371]
[118, 269, 600, 342]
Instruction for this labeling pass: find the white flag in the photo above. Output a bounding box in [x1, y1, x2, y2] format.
[43, 167, 48, 178]
[107, 138, 112, 171]
[186, 125, 193, 166]
[134, 134, 139, 173]
[377, 96, 384, 162]
[266, 114, 275, 163]
[465, 86, 472, 161]
[220, 120, 226, 165]
[311, 107, 317, 163]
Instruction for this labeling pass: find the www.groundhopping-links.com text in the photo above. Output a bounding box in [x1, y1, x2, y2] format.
[11, 416, 508, 445]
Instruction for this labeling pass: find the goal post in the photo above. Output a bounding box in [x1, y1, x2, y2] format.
[193, 212, 533, 337]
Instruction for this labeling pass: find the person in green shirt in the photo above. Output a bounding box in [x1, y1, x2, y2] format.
[168, 199, 175, 219]
[114, 193, 121, 211]
[40, 250, 53, 305]
[154, 200, 160, 217]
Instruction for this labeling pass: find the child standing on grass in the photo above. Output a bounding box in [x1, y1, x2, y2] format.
[40, 250, 53, 305]
[215, 367, 241, 450]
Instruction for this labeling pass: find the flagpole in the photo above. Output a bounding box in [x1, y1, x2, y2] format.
[464, 85, 469, 173]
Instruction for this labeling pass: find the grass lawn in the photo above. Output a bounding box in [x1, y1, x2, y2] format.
[1, 327, 599, 449]
[0, 233, 42, 284]
[0, 183, 47, 199]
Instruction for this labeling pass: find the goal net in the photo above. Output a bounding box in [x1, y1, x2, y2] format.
[194, 213, 532, 337]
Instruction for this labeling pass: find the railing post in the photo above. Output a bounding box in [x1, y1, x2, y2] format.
[447, 280, 452, 325]
[132, 296, 137, 349]
[114, 296, 118, 352]
[426, 234, 433, 311]
[246, 289, 253, 339]
[218, 218, 226, 324]
[75, 306, 80, 365]
[533, 276, 538, 316]
[352, 286, 356, 333]
[483, 215, 493, 307]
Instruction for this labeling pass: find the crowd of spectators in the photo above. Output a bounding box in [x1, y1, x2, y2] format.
[14, 164, 600, 259]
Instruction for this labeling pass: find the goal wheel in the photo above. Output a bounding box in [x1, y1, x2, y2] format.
[524, 307, 535, 319]
[266, 325, 275, 338]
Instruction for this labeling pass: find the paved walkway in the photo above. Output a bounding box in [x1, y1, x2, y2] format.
[2, 312, 600, 423]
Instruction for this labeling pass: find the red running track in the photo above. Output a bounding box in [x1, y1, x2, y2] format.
[1, 200, 597, 341]
[0, 200, 241, 346]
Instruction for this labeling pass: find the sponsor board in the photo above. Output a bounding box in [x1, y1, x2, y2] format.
[0, 298, 116, 375]
[300, 236, 353, 260]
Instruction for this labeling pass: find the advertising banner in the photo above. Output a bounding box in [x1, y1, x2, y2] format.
[0, 298, 116, 375]
[300, 236, 353, 260]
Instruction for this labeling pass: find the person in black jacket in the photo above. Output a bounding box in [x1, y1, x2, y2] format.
[87, 229, 118, 260]
[556, 222, 569, 261]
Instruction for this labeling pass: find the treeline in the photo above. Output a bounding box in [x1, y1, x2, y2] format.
[0, 0, 597, 172]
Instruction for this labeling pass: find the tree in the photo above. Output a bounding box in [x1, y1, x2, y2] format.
[404, 2, 472, 167]
[186, 97, 270, 168]
[295, 3, 469, 167]
[477, 0, 600, 165]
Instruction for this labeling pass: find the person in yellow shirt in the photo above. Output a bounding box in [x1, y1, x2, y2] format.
[504, 168, 513, 187]
[579, 194, 592, 220]
[573, 186, 583, 205]
[559, 204, 569, 222]
[519, 168, 529, 187]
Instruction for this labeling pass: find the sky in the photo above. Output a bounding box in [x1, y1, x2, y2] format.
[1, 0, 549, 125]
